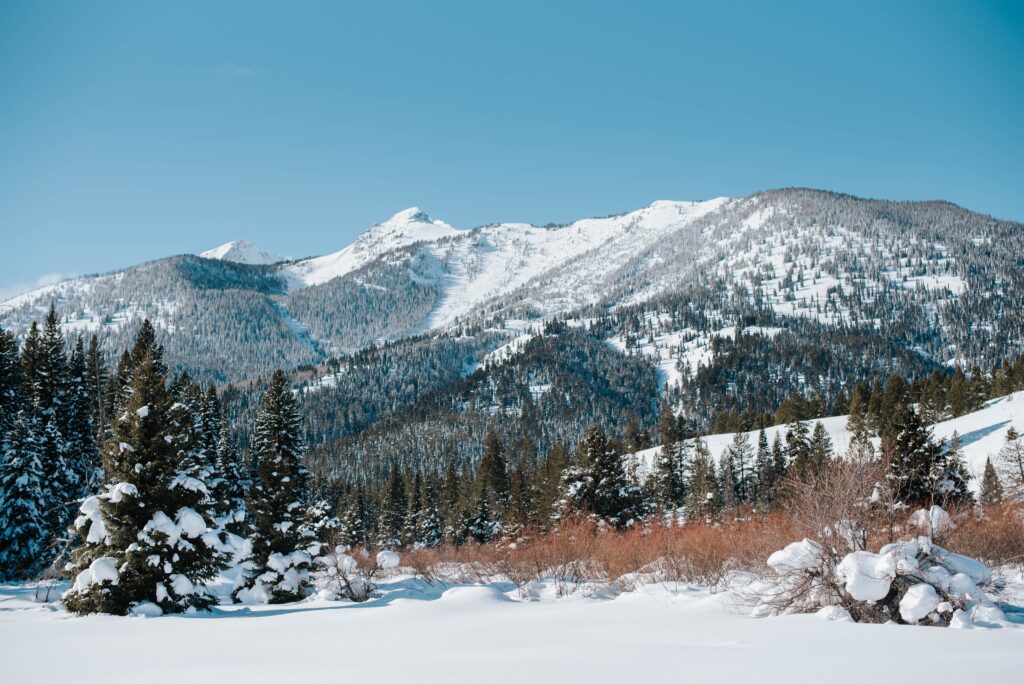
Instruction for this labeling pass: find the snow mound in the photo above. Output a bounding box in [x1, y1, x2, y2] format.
[439, 585, 515, 605]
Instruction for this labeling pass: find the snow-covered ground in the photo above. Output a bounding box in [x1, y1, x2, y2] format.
[630, 391, 1024, 494]
[2, 572, 1022, 684]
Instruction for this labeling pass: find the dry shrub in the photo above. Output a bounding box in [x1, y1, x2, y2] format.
[944, 502, 1024, 567]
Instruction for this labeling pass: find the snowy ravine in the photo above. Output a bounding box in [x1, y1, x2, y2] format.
[1, 576, 1022, 684]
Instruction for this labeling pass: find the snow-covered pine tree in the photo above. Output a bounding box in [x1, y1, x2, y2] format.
[579, 426, 646, 529]
[0, 327, 20, 454]
[337, 485, 369, 547]
[376, 466, 407, 549]
[0, 411, 48, 580]
[63, 349, 225, 615]
[402, 471, 423, 547]
[65, 336, 100, 501]
[996, 427, 1024, 500]
[887, 405, 944, 505]
[931, 431, 973, 506]
[476, 431, 510, 523]
[215, 428, 249, 537]
[237, 369, 315, 603]
[416, 475, 443, 548]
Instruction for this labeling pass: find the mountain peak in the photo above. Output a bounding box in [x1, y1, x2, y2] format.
[199, 239, 284, 265]
[385, 206, 434, 225]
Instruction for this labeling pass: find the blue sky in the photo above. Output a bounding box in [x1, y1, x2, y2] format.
[1, 1, 1022, 297]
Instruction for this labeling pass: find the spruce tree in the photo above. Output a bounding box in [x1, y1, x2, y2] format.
[416, 475, 444, 548]
[402, 471, 423, 547]
[807, 421, 834, 473]
[237, 369, 315, 603]
[979, 457, 1004, 511]
[65, 336, 100, 500]
[376, 466, 407, 549]
[63, 350, 225, 615]
[996, 427, 1024, 500]
[684, 436, 721, 521]
[753, 428, 772, 505]
[887, 406, 943, 505]
[0, 411, 48, 580]
[476, 431, 510, 521]
[0, 327, 21, 453]
[785, 420, 813, 477]
[723, 430, 754, 503]
[337, 485, 370, 547]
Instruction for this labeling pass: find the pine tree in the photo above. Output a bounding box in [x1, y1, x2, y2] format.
[887, 406, 943, 505]
[215, 428, 249, 537]
[337, 485, 370, 547]
[785, 420, 813, 477]
[377, 466, 407, 549]
[476, 431, 510, 521]
[846, 381, 872, 438]
[0, 411, 48, 580]
[649, 440, 685, 513]
[723, 430, 754, 503]
[83, 335, 108, 437]
[402, 471, 423, 547]
[807, 421, 834, 473]
[932, 431, 972, 505]
[415, 475, 444, 548]
[65, 336, 100, 500]
[563, 426, 646, 529]
[979, 457, 1004, 511]
[0, 327, 21, 454]
[753, 428, 772, 505]
[684, 436, 720, 521]
[237, 369, 315, 603]
[996, 427, 1024, 500]
[64, 350, 225, 615]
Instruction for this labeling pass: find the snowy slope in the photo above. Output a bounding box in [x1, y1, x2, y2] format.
[629, 391, 1024, 492]
[199, 239, 284, 265]
[1, 576, 1021, 684]
[283, 207, 460, 289]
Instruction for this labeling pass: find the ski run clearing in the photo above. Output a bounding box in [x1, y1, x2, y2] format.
[3, 394, 1024, 683]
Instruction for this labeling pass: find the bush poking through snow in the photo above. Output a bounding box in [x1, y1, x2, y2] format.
[311, 534, 398, 602]
[754, 507, 1006, 626]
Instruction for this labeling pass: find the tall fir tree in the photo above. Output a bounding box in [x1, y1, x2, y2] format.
[64, 350, 225, 615]
[376, 466, 407, 549]
[979, 457, 1004, 511]
[684, 436, 721, 521]
[0, 411, 49, 580]
[237, 370, 315, 603]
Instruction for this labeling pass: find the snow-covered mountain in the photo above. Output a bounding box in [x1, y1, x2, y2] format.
[199, 239, 285, 265]
[1, 189, 1021, 382]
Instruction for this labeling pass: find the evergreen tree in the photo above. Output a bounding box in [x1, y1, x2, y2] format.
[722, 430, 754, 503]
[996, 427, 1024, 501]
[887, 406, 944, 505]
[237, 369, 314, 603]
[0, 328, 21, 453]
[753, 428, 772, 505]
[476, 431, 510, 520]
[415, 475, 444, 548]
[64, 350, 225, 615]
[649, 440, 685, 513]
[807, 421, 834, 473]
[215, 428, 249, 537]
[684, 436, 720, 521]
[785, 420, 813, 477]
[65, 336, 100, 499]
[337, 485, 370, 547]
[931, 431, 972, 505]
[377, 466, 407, 549]
[563, 426, 646, 529]
[402, 471, 423, 547]
[0, 411, 48, 580]
[979, 457, 1004, 510]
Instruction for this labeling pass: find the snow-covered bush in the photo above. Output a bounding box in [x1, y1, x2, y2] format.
[753, 507, 1007, 627]
[311, 542, 399, 602]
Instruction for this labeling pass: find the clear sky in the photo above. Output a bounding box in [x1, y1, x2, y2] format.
[1, 1, 1022, 297]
